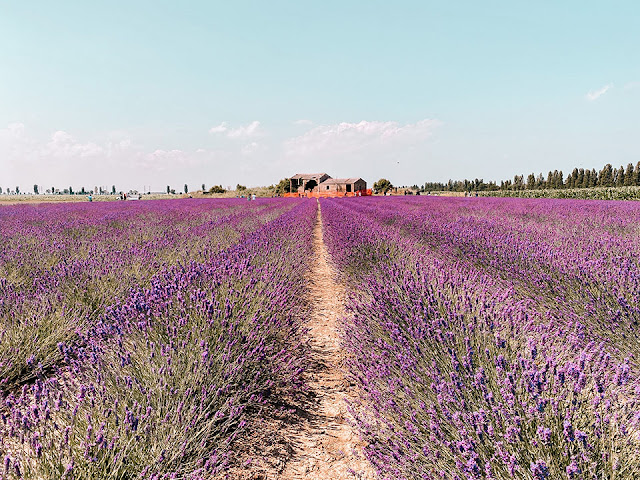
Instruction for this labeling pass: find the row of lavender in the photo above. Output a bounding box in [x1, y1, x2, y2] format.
[0, 199, 289, 390]
[1, 198, 316, 478]
[321, 197, 640, 480]
[341, 197, 640, 356]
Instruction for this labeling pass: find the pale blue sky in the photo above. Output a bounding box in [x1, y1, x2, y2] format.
[1, 1, 639, 191]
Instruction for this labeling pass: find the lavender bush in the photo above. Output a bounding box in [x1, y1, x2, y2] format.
[1, 198, 315, 478]
[322, 197, 640, 480]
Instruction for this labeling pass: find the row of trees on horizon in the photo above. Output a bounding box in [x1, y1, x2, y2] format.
[0, 185, 121, 196]
[4, 162, 640, 197]
[1, 184, 225, 196]
[425, 161, 640, 192]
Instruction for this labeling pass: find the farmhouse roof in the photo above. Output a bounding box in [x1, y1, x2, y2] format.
[320, 177, 363, 184]
[290, 173, 329, 180]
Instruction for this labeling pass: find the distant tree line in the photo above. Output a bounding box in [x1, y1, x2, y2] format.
[425, 162, 640, 192]
[1, 185, 120, 195]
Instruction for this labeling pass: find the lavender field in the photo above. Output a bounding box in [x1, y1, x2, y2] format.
[0, 198, 316, 478]
[321, 197, 640, 479]
[1, 196, 640, 479]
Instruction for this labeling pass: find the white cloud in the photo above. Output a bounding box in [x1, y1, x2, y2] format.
[136, 149, 187, 170]
[209, 120, 262, 139]
[227, 121, 261, 139]
[6, 122, 26, 138]
[0, 123, 29, 151]
[241, 141, 266, 155]
[0, 123, 36, 173]
[209, 122, 229, 134]
[283, 119, 440, 158]
[0, 124, 221, 189]
[46, 130, 104, 158]
[0, 118, 443, 192]
[586, 83, 613, 101]
[294, 119, 313, 126]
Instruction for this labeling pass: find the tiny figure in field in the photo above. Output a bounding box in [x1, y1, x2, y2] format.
[87, 194, 93, 202]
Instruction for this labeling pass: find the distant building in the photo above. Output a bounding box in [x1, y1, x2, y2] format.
[319, 178, 367, 194]
[287, 173, 370, 197]
[289, 173, 331, 194]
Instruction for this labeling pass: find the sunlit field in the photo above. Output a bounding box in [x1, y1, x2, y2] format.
[0, 198, 315, 478]
[322, 196, 640, 479]
[2, 196, 640, 479]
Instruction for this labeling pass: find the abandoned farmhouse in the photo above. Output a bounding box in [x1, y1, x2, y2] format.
[287, 173, 371, 197]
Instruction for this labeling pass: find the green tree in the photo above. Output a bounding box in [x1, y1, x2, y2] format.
[167, 185, 171, 194]
[274, 178, 290, 195]
[615, 166, 625, 187]
[513, 175, 525, 190]
[568, 168, 579, 188]
[201, 183, 206, 191]
[184, 184, 189, 194]
[373, 178, 393, 194]
[111, 185, 116, 194]
[599, 164, 613, 187]
[209, 185, 226, 193]
[624, 163, 634, 186]
[33, 184, 39, 194]
[526, 173, 536, 189]
[236, 184, 247, 191]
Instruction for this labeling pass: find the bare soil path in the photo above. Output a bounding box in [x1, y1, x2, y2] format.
[219, 202, 375, 480]
[278, 201, 375, 480]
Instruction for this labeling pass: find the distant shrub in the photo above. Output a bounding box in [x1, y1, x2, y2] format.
[478, 186, 640, 201]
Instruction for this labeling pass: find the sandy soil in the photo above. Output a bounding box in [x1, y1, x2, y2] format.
[276, 202, 375, 480]
[219, 201, 375, 479]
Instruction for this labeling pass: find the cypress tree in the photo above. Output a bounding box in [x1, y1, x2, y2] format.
[624, 163, 633, 186]
[527, 173, 536, 189]
[615, 166, 625, 187]
[599, 164, 613, 187]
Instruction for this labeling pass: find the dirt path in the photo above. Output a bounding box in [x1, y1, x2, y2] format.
[278, 201, 375, 480]
[219, 202, 375, 479]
